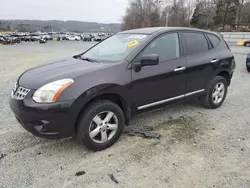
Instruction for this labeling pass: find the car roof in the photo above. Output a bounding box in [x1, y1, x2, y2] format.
[119, 27, 218, 36]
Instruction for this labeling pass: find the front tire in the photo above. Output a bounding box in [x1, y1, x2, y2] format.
[202, 76, 228, 109]
[76, 100, 125, 151]
[247, 67, 250, 72]
[246, 43, 250, 47]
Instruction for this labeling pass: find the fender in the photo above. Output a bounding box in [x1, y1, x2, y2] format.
[69, 83, 133, 125]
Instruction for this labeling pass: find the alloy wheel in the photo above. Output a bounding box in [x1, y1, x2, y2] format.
[89, 111, 118, 143]
[212, 82, 225, 104]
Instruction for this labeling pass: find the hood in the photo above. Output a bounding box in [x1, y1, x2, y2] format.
[18, 57, 112, 89]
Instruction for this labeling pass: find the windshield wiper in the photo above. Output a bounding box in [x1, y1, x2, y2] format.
[78, 56, 101, 63]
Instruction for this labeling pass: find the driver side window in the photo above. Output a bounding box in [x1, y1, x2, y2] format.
[141, 33, 180, 62]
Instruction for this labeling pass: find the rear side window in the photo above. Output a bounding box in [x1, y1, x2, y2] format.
[207, 33, 221, 47]
[183, 32, 209, 56]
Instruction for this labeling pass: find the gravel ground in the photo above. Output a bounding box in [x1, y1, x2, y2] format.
[0, 41, 250, 188]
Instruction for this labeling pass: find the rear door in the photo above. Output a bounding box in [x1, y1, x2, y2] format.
[182, 31, 217, 95]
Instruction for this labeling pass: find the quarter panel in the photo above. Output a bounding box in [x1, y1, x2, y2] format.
[214, 44, 235, 74]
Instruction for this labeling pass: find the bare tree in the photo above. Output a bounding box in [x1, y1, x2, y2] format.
[167, 0, 193, 27]
[237, 0, 250, 26]
[122, 0, 164, 30]
[122, 0, 250, 31]
[191, 0, 216, 29]
[237, 0, 245, 26]
[240, 1, 250, 25]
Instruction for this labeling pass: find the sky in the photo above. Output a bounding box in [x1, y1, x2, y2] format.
[0, 0, 129, 23]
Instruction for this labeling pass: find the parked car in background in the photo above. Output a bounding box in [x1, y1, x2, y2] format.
[41, 34, 53, 40]
[61, 35, 68, 40]
[246, 53, 250, 72]
[81, 34, 92, 41]
[101, 35, 109, 41]
[16, 34, 27, 42]
[92, 33, 108, 42]
[93, 34, 102, 42]
[66, 35, 81, 41]
[29, 34, 41, 42]
[0, 34, 21, 45]
[9, 27, 235, 151]
[243, 40, 250, 47]
[39, 38, 48, 44]
[0, 35, 5, 44]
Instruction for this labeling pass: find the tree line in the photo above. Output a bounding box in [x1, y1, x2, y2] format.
[0, 20, 121, 33]
[122, 0, 250, 31]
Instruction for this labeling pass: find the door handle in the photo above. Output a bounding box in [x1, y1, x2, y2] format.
[174, 67, 186, 72]
[211, 59, 219, 63]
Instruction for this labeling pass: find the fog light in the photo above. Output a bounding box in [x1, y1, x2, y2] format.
[33, 120, 49, 133]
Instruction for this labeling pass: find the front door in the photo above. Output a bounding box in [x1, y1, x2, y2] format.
[131, 32, 186, 109]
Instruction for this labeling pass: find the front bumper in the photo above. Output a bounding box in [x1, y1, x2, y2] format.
[9, 91, 76, 139]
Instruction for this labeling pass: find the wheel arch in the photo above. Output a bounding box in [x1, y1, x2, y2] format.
[87, 93, 131, 124]
[74, 90, 132, 133]
[217, 71, 231, 86]
[244, 41, 250, 46]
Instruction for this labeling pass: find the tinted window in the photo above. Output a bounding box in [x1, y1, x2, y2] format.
[207, 33, 221, 47]
[183, 32, 209, 55]
[141, 33, 180, 62]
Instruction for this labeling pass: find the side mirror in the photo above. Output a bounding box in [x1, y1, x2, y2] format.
[140, 54, 159, 67]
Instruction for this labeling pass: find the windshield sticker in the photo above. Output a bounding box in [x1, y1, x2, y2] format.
[129, 35, 146, 39]
[127, 40, 139, 47]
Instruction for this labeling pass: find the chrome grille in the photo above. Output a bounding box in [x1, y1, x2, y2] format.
[13, 82, 18, 92]
[11, 82, 30, 100]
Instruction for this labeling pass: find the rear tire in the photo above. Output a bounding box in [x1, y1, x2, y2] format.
[202, 76, 228, 109]
[76, 100, 125, 151]
[247, 67, 250, 72]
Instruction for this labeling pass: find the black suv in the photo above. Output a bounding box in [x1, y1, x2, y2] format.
[9, 27, 235, 151]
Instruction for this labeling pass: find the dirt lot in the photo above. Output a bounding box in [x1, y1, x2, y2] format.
[0, 41, 250, 188]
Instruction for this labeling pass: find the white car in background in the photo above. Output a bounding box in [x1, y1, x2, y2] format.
[29, 34, 41, 41]
[41, 34, 53, 40]
[66, 35, 81, 41]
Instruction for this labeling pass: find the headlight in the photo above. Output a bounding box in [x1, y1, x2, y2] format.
[33, 79, 74, 103]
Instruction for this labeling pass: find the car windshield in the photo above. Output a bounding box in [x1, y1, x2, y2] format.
[82, 34, 148, 62]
